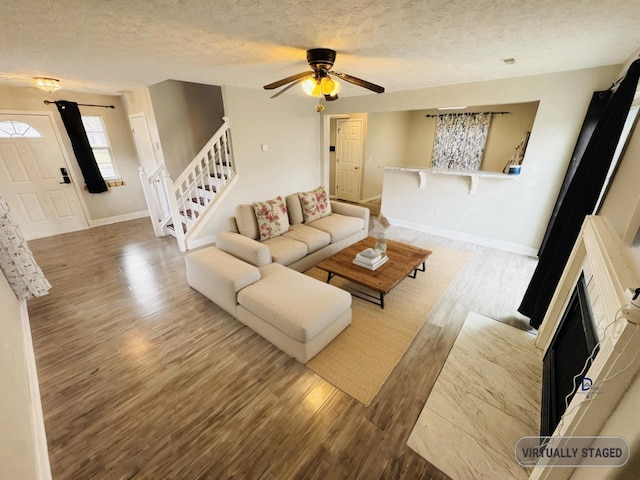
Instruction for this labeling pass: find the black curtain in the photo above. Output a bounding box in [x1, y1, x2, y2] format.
[537, 90, 612, 256]
[519, 59, 640, 330]
[55, 101, 108, 193]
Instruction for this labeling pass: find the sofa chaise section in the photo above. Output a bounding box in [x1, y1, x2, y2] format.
[185, 246, 351, 363]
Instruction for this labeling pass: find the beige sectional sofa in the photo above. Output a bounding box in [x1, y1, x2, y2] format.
[185, 242, 352, 363]
[185, 188, 369, 362]
[218, 193, 369, 272]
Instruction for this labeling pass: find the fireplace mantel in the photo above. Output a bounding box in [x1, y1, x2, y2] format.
[531, 216, 640, 479]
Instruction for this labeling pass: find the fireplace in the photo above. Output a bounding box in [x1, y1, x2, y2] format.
[540, 273, 599, 436]
[530, 216, 640, 479]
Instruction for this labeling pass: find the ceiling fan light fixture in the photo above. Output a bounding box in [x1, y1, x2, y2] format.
[264, 48, 384, 100]
[321, 76, 339, 96]
[301, 77, 322, 97]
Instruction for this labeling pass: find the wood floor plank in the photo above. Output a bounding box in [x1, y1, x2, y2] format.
[26, 217, 536, 479]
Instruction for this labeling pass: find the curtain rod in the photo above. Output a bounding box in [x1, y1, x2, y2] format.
[44, 100, 115, 109]
[425, 111, 509, 118]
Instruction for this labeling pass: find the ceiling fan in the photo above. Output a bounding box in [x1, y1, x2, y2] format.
[263, 48, 385, 102]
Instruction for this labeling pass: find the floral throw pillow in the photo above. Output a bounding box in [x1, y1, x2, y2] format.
[298, 186, 332, 223]
[253, 196, 291, 241]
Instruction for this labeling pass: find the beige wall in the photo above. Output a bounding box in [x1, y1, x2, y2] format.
[148, 80, 225, 179]
[327, 104, 538, 201]
[123, 87, 166, 169]
[0, 86, 148, 223]
[599, 102, 640, 273]
[0, 275, 47, 480]
[324, 65, 620, 254]
[405, 109, 435, 167]
[364, 111, 410, 200]
[189, 85, 321, 240]
[403, 102, 539, 172]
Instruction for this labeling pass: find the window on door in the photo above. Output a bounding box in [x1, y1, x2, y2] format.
[81, 116, 118, 179]
[0, 120, 43, 138]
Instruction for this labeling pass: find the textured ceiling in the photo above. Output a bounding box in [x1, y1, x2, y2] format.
[0, 0, 639, 96]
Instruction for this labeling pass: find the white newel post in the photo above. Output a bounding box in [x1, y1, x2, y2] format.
[162, 169, 186, 252]
[138, 166, 165, 237]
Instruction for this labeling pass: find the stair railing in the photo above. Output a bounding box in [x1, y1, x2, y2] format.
[138, 164, 172, 237]
[139, 117, 235, 251]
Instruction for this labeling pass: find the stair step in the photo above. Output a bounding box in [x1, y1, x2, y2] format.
[216, 161, 232, 167]
[211, 173, 229, 180]
[200, 184, 217, 193]
[167, 223, 187, 234]
[191, 197, 207, 206]
[180, 209, 200, 220]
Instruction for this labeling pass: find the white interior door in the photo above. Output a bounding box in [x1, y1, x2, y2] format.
[0, 113, 88, 240]
[129, 113, 159, 174]
[335, 118, 363, 202]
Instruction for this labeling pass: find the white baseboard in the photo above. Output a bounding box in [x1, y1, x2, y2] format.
[361, 194, 382, 204]
[88, 210, 150, 227]
[20, 301, 52, 480]
[329, 195, 382, 204]
[388, 217, 539, 257]
[186, 234, 217, 251]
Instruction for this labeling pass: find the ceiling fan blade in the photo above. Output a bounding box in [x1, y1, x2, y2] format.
[271, 78, 306, 98]
[263, 71, 313, 90]
[331, 71, 385, 94]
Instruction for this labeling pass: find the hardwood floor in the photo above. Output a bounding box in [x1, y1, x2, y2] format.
[26, 218, 537, 479]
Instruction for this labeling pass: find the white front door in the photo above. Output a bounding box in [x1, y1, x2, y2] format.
[0, 113, 88, 240]
[335, 118, 363, 202]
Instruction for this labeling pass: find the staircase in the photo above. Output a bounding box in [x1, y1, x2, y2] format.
[138, 117, 236, 251]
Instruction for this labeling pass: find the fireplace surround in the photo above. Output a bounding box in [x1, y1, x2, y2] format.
[531, 216, 640, 479]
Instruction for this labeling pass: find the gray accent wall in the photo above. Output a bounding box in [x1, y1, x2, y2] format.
[148, 80, 225, 180]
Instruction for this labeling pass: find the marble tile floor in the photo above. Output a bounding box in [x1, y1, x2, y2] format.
[407, 311, 542, 480]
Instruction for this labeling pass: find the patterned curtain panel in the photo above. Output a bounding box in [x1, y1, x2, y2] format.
[0, 190, 51, 300]
[431, 113, 492, 170]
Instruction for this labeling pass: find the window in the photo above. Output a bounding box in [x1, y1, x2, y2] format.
[81, 116, 118, 179]
[0, 120, 42, 138]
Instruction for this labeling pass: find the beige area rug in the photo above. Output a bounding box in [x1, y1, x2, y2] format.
[304, 245, 471, 406]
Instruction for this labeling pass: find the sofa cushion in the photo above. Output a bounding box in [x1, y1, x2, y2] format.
[216, 231, 272, 267]
[253, 196, 291, 241]
[307, 213, 366, 242]
[185, 247, 261, 315]
[262, 235, 307, 265]
[285, 194, 304, 225]
[283, 224, 331, 254]
[237, 263, 351, 342]
[298, 186, 332, 223]
[235, 204, 259, 240]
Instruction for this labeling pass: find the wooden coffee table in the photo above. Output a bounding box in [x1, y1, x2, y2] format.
[316, 237, 432, 309]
